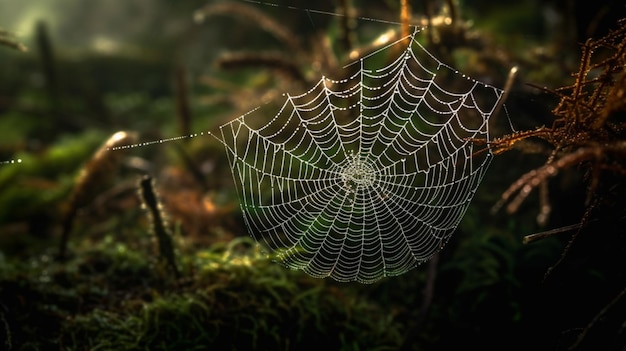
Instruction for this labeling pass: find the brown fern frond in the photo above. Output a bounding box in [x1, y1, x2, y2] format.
[493, 19, 626, 230]
[58, 131, 137, 260]
[194, 2, 301, 53]
[0, 28, 27, 52]
[216, 51, 309, 85]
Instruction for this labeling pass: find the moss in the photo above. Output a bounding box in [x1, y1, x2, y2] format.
[0, 236, 404, 350]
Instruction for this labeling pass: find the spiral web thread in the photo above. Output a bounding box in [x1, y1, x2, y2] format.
[217, 28, 503, 283]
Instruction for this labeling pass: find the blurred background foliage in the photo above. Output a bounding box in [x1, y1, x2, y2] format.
[0, 0, 625, 350]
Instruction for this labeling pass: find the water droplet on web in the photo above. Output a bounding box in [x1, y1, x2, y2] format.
[1, 158, 23, 166]
[212, 20, 503, 283]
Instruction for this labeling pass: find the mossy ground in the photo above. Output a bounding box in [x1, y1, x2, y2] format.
[1, 235, 406, 351]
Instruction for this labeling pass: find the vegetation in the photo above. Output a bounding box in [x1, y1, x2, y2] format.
[0, 0, 624, 350]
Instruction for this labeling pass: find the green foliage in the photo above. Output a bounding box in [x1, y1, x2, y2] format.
[0, 236, 404, 350]
[0, 131, 105, 234]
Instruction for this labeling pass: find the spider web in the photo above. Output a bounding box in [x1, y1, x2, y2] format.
[217, 28, 503, 283]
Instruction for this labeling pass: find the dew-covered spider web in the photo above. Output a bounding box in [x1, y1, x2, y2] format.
[216, 28, 504, 283]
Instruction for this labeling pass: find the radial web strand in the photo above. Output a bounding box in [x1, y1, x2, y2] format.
[217, 28, 503, 283]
